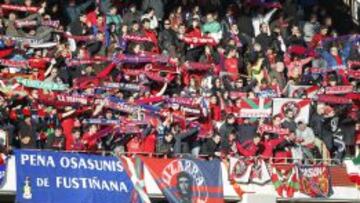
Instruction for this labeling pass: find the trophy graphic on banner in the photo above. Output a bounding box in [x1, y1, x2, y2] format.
[23, 176, 32, 199]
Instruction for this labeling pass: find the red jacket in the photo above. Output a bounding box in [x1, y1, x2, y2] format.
[127, 136, 142, 153]
[70, 138, 85, 151]
[28, 58, 49, 70]
[225, 57, 239, 81]
[144, 29, 159, 53]
[61, 118, 75, 151]
[141, 133, 156, 153]
[310, 33, 326, 48]
[261, 137, 285, 159]
[82, 132, 98, 151]
[236, 140, 258, 157]
[210, 104, 222, 121]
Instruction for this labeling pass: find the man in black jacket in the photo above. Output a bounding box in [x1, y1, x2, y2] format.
[158, 20, 177, 54]
[237, 118, 257, 144]
[219, 114, 238, 144]
[173, 127, 199, 154]
[46, 127, 66, 151]
[282, 110, 297, 133]
[201, 134, 221, 158]
[18, 116, 37, 149]
[157, 132, 174, 155]
[255, 23, 275, 51]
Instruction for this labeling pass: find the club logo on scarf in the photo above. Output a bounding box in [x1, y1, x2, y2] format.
[281, 101, 300, 118]
[298, 165, 333, 198]
[250, 159, 271, 184]
[273, 98, 310, 123]
[229, 158, 270, 184]
[141, 157, 224, 203]
[289, 85, 320, 99]
[231, 158, 249, 179]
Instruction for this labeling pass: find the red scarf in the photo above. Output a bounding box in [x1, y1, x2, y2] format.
[333, 54, 343, 65]
[0, 4, 39, 13]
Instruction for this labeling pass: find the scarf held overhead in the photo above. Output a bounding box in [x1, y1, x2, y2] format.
[16, 78, 68, 91]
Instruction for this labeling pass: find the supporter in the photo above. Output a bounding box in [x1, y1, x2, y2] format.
[261, 133, 286, 159]
[236, 135, 261, 157]
[303, 14, 320, 43]
[219, 114, 237, 143]
[281, 110, 297, 133]
[202, 12, 222, 41]
[17, 116, 37, 149]
[70, 128, 85, 151]
[237, 118, 257, 144]
[158, 19, 177, 54]
[141, 7, 158, 30]
[295, 121, 319, 162]
[255, 23, 274, 51]
[46, 126, 66, 150]
[142, 0, 164, 22]
[123, 3, 141, 26]
[156, 132, 174, 156]
[200, 133, 221, 158]
[106, 6, 122, 35]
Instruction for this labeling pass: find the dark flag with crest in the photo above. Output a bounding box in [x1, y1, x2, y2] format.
[140, 156, 224, 203]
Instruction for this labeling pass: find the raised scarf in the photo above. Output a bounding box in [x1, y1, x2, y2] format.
[16, 78, 68, 91]
[0, 4, 39, 12]
[15, 20, 60, 28]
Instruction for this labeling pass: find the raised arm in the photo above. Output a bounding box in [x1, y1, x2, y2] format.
[78, 0, 94, 12]
[264, 8, 278, 24]
[236, 141, 255, 157]
[299, 56, 313, 66]
[155, 82, 168, 96]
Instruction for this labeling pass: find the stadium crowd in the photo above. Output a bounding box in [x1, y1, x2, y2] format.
[0, 0, 359, 164]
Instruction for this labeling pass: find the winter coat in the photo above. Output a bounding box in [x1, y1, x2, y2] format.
[282, 119, 297, 133]
[255, 33, 274, 51]
[261, 137, 285, 158]
[319, 40, 352, 68]
[158, 28, 177, 51]
[236, 140, 258, 157]
[225, 57, 239, 81]
[157, 140, 174, 155]
[237, 15, 254, 37]
[46, 135, 66, 150]
[219, 122, 237, 140]
[201, 138, 220, 157]
[309, 112, 324, 137]
[18, 121, 37, 149]
[286, 35, 307, 47]
[237, 124, 257, 144]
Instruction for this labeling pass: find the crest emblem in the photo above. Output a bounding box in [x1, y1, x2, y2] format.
[22, 176, 32, 200]
[281, 101, 300, 117]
